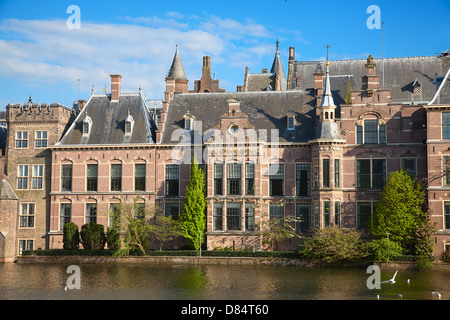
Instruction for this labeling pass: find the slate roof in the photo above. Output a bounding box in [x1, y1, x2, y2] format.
[58, 93, 155, 146]
[166, 46, 187, 81]
[292, 56, 450, 105]
[161, 90, 316, 144]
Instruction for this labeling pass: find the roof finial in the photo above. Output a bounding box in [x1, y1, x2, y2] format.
[276, 39, 279, 52]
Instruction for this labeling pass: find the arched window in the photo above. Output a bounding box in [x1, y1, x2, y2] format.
[356, 114, 386, 145]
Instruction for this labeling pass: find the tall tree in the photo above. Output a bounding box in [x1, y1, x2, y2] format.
[180, 157, 207, 250]
[371, 170, 435, 255]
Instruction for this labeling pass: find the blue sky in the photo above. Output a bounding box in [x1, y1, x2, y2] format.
[0, 0, 449, 109]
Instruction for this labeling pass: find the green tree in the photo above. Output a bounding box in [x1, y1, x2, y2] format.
[180, 157, 207, 250]
[258, 214, 300, 251]
[371, 170, 435, 255]
[63, 222, 80, 250]
[108, 197, 158, 256]
[80, 222, 106, 250]
[148, 214, 183, 251]
[301, 226, 369, 263]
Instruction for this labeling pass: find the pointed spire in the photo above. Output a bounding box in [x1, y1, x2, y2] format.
[270, 40, 287, 90]
[320, 61, 335, 107]
[166, 44, 187, 81]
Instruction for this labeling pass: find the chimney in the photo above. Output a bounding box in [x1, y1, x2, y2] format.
[287, 47, 295, 90]
[262, 68, 268, 73]
[78, 99, 87, 111]
[110, 74, 122, 102]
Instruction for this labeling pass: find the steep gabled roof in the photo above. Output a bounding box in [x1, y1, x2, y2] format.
[161, 90, 316, 144]
[57, 93, 155, 146]
[292, 56, 450, 104]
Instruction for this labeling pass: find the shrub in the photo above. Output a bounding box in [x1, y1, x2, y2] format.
[442, 249, 450, 263]
[63, 222, 80, 250]
[300, 226, 369, 263]
[106, 226, 121, 251]
[80, 223, 106, 250]
[369, 238, 403, 262]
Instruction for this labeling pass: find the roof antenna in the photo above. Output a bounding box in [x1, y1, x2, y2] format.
[77, 79, 80, 100]
[325, 44, 331, 62]
[382, 21, 385, 88]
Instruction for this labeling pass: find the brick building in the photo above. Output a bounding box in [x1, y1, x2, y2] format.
[1, 44, 449, 260]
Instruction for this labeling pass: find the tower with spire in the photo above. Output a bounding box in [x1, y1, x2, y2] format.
[309, 45, 345, 229]
[165, 44, 188, 94]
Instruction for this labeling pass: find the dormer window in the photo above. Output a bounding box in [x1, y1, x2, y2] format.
[125, 111, 135, 135]
[82, 114, 93, 135]
[412, 78, 422, 95]
[287, 109, 295, 130]
[183, 112, 195, 131]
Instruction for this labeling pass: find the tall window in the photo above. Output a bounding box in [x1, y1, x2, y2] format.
[356, 159, 386, 189]
[226, 202, 241, 230]
[442, 112, 450, 139]
[134, 203, 146, 220]
[357, 202, 378, 229]
[214, 163, 223, 195]
[444, 156, 450, 186]
[61, 164, 73, 191]
[269, 203, 284, 227]
[165, 164, 179, 196]
[322, 159, 330, 188]
[445, 202, 450, 230]
[35, 131, 48, 148]
[314, 202, 319, 228]
[296, 164, 310, 197]
[86, 203, 97, 224]
[111, 164, 122, 191]
[19, 203, 35, 228]
[135, 164, 146, 191]
[335, 201, 341, 227]
[60, 203, 71, 230]
[357, 119, 386, 144]
[164, 203, 179, 219]
[334, 159, 340, 188]
[313, 160, 319, 189]
[245, 203, 255, 231]
[296, 203, 311, 231]
[323, 201, 330, 227]
[32, 165, 44, 189]
[269, 163, 284, 196]
[86, 164, 98, 192]
[227, 163, 241, 195]
[213, 202, 223, 231]
[15, 131, 28, 148]
[17, 165, 28, 189]
[245, 163, 255, 195]
[401, 158, 416, 179]
[18, 240, 33, 254]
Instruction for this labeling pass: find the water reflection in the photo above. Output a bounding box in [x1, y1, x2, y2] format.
[0, 263, 448, 300]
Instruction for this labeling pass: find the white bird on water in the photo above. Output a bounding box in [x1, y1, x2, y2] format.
[380, 269, 398, 285]
[432, 291, 441, 300]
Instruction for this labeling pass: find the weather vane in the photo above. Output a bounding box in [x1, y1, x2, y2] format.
[325, 44, 331, 61]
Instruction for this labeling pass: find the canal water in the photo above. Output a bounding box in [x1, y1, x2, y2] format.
[0, 263, 448, 300]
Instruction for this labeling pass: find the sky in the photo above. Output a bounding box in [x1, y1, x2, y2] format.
[0, 0, 449, 109]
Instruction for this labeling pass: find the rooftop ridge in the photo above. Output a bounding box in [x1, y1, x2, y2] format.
[295, 55, 440, 65]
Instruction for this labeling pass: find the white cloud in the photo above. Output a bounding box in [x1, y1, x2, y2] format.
[0, 14, 286, 104]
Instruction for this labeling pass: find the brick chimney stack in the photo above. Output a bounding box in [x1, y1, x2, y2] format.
[110, 74, 122, 102]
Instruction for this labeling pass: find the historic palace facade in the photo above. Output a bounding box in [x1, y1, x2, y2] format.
[1, 43, 449, 261]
